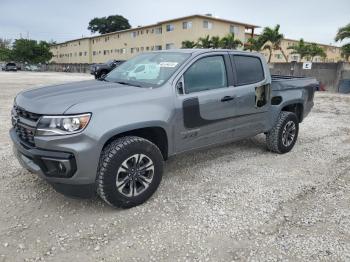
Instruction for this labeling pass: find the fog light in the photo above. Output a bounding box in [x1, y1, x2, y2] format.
[58, 162, 66, 173]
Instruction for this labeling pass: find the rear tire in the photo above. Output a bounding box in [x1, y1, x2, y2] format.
[266, 111, 299, 154]
[96, 136, 164, 208]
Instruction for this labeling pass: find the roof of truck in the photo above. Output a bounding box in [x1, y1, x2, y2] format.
[155, 49, 262, 56]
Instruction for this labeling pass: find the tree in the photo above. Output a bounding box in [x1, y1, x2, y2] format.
[10, 39, 52, 63]
[335, 23, 350, 42]
[308, 43, 326, 61]
[181, 40, 197, 48]
[341, 43, 350, 61]
[88, 15, 131, 34]
[197, 35, 212, 48]
[260, 24, 288, 62]
[244, 37, 264, 52]
[211, 36, 221, 49]
[219, 33, 242, 49]
[0, 38, 12, 61]
[287, 39, 309, 61]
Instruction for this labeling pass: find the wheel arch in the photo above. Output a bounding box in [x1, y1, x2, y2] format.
[101, 126, 169, 160]
[281, 101, 304, 123]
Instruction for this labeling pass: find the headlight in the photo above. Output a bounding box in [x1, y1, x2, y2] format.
[36, 113, 91, 136]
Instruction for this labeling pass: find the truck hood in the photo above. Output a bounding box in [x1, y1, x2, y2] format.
[15, 80, 149, 114]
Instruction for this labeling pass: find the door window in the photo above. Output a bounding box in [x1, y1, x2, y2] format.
[233, 55, 264, 86]
[184, 56, 227, 94]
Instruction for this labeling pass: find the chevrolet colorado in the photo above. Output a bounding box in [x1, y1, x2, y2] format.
[10, 49, 318, 208]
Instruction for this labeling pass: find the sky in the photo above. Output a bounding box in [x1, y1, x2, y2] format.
[0, 0, 349, 46]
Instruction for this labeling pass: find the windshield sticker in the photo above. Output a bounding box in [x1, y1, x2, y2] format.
[159, 62, 178, 68]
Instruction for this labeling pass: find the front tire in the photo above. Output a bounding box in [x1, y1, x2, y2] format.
[96, 136, 164, 208]
[266, 111, 299, 154]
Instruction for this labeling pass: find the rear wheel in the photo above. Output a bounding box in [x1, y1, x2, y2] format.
[96, 136, 164, 208]
[266, 111, 299, 154]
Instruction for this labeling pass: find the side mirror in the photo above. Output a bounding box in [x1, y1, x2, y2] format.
[176, 80, 184, 94]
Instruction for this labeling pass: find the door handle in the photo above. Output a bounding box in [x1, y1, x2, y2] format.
[221, 96, 235, 102]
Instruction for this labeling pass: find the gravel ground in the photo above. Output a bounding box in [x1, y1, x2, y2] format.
[0, 71, 349, 262]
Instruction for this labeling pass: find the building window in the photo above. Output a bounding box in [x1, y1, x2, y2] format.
[84, 51, 87, 56]
[203, 20, 213, 29]
[146, 29, 149, 34]
[121, 48, 126, 54]
[146, 46, 149, 51]
[183, 21, 192, 29]
[155, 45, 162, 50]
[166, 43, 175, 50]
[229, 25, 239, 35]
[155, 27, 162, 34]
[131, 48, 134, 54]
[131, 32, 137, 38]
[79, 52, 82, 56]
[166, 24, 174, 32]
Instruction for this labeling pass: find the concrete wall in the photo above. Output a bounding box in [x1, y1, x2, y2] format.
[270, 62, 350, 92]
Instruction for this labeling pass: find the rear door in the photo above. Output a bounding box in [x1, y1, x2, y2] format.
[228, 54, 271, 135]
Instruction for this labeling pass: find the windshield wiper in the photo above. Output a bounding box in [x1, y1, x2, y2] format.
[115, 81, 142, 87]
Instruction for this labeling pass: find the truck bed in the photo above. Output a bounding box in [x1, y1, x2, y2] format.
[270, 74, 319, 121]
[271, 74, 319, 91]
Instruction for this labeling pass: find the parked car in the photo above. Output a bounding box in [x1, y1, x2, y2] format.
[2, 62, 17, 71]
[24, 65, 40, 71]
[90, 59, 125, 79]
[10, 49, 317, 208]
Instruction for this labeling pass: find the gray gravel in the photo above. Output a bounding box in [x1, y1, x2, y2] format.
[0, 71, 350, 262]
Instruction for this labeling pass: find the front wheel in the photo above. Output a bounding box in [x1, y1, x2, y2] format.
[266, 111, 299, 154]
[96, 136, 164, 208]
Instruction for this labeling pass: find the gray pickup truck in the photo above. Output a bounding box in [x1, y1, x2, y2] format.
[10, 49, 318, 208]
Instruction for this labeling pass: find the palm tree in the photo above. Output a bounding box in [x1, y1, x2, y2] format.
[181, 40, 197, 49]
[287, 39, 309, 61]
[260, 25, 288, 62]
[244, 37, 264, 52]
[263, 44, 273, 63]
[219, 33, 242, 49]
[341, 43, 350, 61]
[197, 35, 212, 48]
[308, 43, 326, 62]
[335, 23, 350, 42]
[211, 36, 221, 49]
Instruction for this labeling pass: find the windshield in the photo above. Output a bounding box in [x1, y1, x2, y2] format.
[105, 52, 190, 87]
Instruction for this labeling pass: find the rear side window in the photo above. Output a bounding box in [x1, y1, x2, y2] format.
[233, 55, 264, 86]
[184, 56, 227, 94]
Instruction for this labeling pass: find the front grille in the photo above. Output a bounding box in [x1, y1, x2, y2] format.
[15, 123, 35, 146]
[12, 106, 41, 147]
[14, 106, 41, 122]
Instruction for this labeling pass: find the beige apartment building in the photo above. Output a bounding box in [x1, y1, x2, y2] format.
[50, 14, 343, 64]
[50, 14, 257, 64]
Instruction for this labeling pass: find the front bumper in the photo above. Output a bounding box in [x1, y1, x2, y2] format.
[10, 128, 101, 185]
[11, 129, 77, 178]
